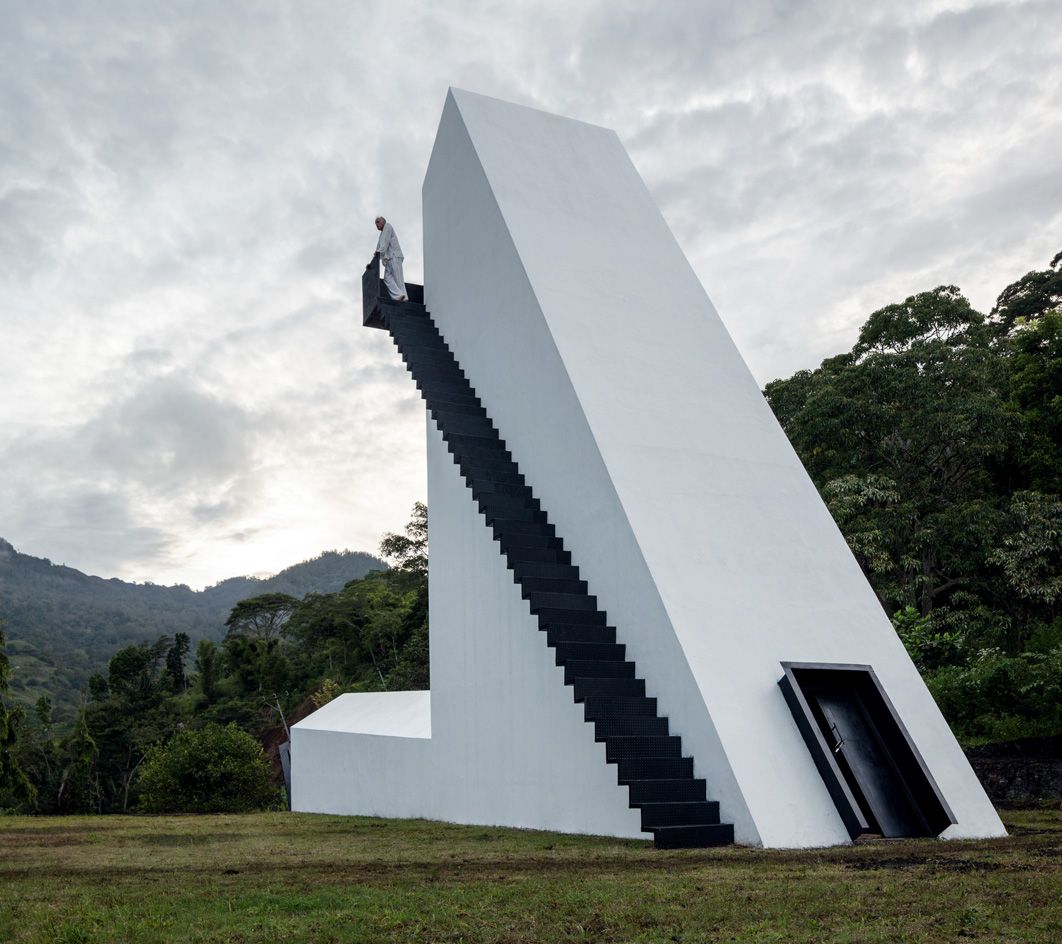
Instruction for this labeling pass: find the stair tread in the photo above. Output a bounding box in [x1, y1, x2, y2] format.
[651, 824, 735, 849]
[527, 591, 597, 608]
[555, 641, 623, 658]
[616, 757, 693, 781]
[626, 779, 707, 804]
[593, 716, 666, 737]
[523, 577, 588, 594]
[545, 625, 617, 646]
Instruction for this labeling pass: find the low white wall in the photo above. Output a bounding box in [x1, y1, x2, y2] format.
[291, 731, 432, 819]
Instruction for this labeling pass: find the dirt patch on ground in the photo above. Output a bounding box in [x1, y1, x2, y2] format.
[138, 832, 242, 846]
[847, 856, 1004, 873]
[0, 831, 94, 847]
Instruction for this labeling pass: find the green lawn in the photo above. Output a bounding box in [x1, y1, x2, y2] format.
[1, 809, 1060, 943]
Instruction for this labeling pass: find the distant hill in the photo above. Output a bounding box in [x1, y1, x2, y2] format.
[0, 538, 385, 722]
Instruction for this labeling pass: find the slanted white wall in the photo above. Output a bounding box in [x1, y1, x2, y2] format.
[422, 88, 1004, 846]
[294, 89, 1002, 847]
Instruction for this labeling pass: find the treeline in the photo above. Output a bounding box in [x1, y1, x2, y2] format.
[0, 507, 427, 813]
[766, 251, 1061, 742]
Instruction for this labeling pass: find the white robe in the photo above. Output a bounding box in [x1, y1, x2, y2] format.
[376, 222, 406, 300]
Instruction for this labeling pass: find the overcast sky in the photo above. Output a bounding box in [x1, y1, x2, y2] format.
[2, 0, 1060, 589]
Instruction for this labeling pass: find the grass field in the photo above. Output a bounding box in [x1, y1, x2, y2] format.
[1, 809, 1060, 943]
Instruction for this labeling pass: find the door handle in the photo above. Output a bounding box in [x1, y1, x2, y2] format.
[829, 722, 845, 754]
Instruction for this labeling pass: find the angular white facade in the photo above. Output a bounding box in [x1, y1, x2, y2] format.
[291, 89, 1005, 847]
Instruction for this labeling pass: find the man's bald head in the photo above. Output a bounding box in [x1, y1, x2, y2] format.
[375, 216, 385, 230]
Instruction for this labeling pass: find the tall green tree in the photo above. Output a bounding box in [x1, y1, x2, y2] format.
[766, 286, 1018, 621]
[1005, 309, 1062, 494]
[380, 501, 428, 576]
[225, 594, 298, 641]
[990, 249, 1062, 332]
[57, 707, 99, 814]
[222, 635, 290, 696]
[85, 636, 179, 812]
[0, 623, 35, 808]
[107, 638, 170, 705]
[164, 633, 191, 693]
[195, 639, 220, 703]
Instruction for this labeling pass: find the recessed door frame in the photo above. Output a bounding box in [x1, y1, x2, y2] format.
[778, 662, 956, 839]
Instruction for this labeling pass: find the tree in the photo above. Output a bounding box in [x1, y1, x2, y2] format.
[765, 286, 1017, 621]
[136, 723, 277, 813]
[88, 672, 109, 702]
[990, 249, 1062, 333]
[225, 593, 298, 641]
[0, 622, 35, 807]
[380, 501, 428, 576]
[1005, 308, 1062, 494]
[107, 638, 169, 705]
[84, 635, 180, 812]
[195, 639, 220, 703]
[222, 634, 290, 696]
[164, 633, 191, 693]
[990, 491, 1062, 610]
[57, 708, 99, 814]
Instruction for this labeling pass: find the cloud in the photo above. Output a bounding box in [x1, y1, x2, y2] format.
[1, 0, 1060, 586]
[0, 370, 268, 578]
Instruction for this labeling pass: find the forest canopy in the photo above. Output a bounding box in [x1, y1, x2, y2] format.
[765, 251, 1062, 741]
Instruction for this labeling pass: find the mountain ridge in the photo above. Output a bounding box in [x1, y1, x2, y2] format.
[0, 537, 386, 722]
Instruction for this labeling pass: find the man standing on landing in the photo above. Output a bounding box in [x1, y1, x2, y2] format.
[374, 216, 407, 302]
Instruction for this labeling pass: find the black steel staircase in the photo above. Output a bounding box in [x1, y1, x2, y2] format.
[364, 262, 733, 848]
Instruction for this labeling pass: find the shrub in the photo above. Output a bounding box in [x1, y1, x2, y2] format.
[137, 722, 277, 813]
[926, 646, 1062, 742]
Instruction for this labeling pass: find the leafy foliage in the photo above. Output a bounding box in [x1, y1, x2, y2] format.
[990, 249, 1062, 332]
[137, 723, 277, 813]
[926, 646, 1062, 743]
[379, 501, 428, 576]
[0, 624, 34, 808]
[990, 491, 1062, 605]
[766, 251, 1062, 741]
[225, 594, 298, 641]
[3, 503, 429, 813]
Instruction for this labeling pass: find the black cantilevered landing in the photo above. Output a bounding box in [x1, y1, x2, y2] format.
[363, 254, 424, 328]
[369, 288, 734, 849]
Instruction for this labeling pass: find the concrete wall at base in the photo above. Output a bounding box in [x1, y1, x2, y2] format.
[291, 726, 433, 818]
[422, 88, 1005, 846]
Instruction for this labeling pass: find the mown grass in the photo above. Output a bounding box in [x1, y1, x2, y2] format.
[1, 809, 1060, 943]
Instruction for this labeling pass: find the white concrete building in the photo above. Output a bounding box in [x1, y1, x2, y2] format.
[291, 89, 1005, 848]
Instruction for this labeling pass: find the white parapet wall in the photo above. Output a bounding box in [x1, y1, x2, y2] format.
[292, 88, 1005, 847]
[291, 691, 432, 818]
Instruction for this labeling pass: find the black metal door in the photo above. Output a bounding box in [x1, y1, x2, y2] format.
[815, 691, 930, 837]
[779, 663, 956, 840]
